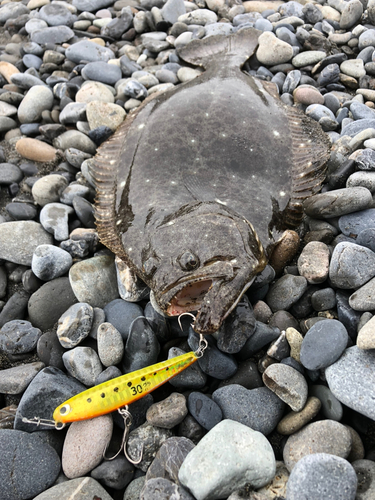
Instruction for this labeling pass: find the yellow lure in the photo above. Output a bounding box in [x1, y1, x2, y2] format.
[53, 351, 198, 426]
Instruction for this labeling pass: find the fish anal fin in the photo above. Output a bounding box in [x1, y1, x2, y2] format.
[285, 106, 331, 228]
[177, 27, 262, 69]
[90, 92, 162, 265]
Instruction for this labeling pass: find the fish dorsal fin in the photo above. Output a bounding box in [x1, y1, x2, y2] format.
[177, 27, 262, 69]
[90, 93, 161, 265]
[283, 105, 331, 228]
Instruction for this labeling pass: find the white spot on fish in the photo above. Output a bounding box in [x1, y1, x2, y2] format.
[167, 221, 174, 226]
[171, 181, 176, 184]
[138, 124, 145, 129]
[110, 160, 115, 165]
[215, 198, 227, 205]
[273, 131, 280, 136]
[128, 248, 132, 252]
[280, 191, 286, 197]
[191, 139, 195, 143]
[155, 148, 158, 151]
[116, 220, 121, 225]
[120, 181, 125, 187]
[146, 179, 150, 182]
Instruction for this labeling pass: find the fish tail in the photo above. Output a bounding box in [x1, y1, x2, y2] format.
[177, 27, 261, 69]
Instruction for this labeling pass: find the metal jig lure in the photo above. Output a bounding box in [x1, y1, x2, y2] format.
[22, 315, 207, 462]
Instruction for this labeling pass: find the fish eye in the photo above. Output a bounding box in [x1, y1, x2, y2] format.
[59, 404, 71, 416]
[178, 251, 200, 271]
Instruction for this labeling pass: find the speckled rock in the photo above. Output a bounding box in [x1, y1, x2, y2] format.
[146, 393, 188, 429]
[32, 176, 69, 207]
[127, 422, 173, 472]
[297, 241, 330, 284]
[263, 363, 308, 412]
[329, 242, 375, 289]
[57, 302, 94, 348]
[97, 322, 124, 367]
[277, 396, 322, 435]
[33, 477, 114, 500]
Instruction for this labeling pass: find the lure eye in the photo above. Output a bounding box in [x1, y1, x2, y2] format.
[178, 251, 200, 271]
[59, 404, 71, 416]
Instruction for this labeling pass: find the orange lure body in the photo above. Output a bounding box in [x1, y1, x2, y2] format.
[53, 351, 198, 425]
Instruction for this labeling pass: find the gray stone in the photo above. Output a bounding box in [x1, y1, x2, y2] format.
[0, 429, 60, 500]
[297, 241, 330, 284]
[349, 277, 375, 311]
[286, 453, 357, 500]
[32, 175, 69, 207]
[57, 302, 94, 349]
[338, 209, 375, 237]
[146, 393, 188, 429]
[39, 203, 74, 241]
[329, 242, 375, 289]
[91, 455, 134, 490]
[266, 274, 308, 312]
[168, 347, 207, 389]
[283, 420, 352, 471]
[31, 26, 75, 44]
[32, 244, 73, 281]
[309, 385, 343, 421]
[187, 392, 222, 431]
[0, 362, 45, 395]
[33, 477, 114, 500]
[65, 40, 115, 64]
[0, 163, 23, 185]
[53, 130, 97, 154]
[162, 0, 186, 24]
[340, 0, 363, 29]
[292, 51, 326, 68]
[62, 346, 102, 386]
[352, 459, 375, 500]
[0, 221, 53, 266]
[69, 255, 119, 308]
[178, 9, 217, 25]
[179, 420, 276, 500]
[304, 187, 373, 218]
[81, 62, 122, 86]
[39, 4, 74, 27]
[97, 322, 124, 367]
[127, 422, 173, 472]
[0, 3, 29, 24]
[0, 320, 42, 355]
[59, 103, 87, 125]
[72, 0, 115, 12]
[212, 385, 284, 435]
[326, 346, 375, 419]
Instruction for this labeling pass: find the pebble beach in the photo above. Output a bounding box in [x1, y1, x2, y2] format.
[1, 0, 375, 499]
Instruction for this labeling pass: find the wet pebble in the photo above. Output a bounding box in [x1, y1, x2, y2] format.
[277, 396, 321, 435]
[0, 319, 42, 354]
[62, 346, 102, 386]
[32, 244, 73, 281]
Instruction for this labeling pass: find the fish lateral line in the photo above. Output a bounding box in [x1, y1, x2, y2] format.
[52, 350, 200, 425]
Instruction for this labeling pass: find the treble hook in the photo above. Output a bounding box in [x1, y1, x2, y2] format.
[103, 406, 143, 464]
[178, 312, 196, 331]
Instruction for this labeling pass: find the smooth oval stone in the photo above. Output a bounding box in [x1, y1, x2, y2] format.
[28, 277, 78, 331]
[122, 316, 160, 373]
[0, 221, 53, 266]
[326, 346, 375, 420]
[350, 281, 375, 313]
[62, 415, 113, 478]
[97, 322, 124, 367]
[31, 26, 75, 44]
[0, 429, 60, 500]
[309, 384, 343, 421]
[286, 453, 357, 500]
[69, 255, 119, 308]
[212, 385, 284, 435]
[303, 187, 373, 218]
[146, 393, 187, 429]
[352, 459, 375, 500]
[16, 137, 57, 162]
[6, 202, 37, 221]
[256, 31, 294, 65]
[277, 396, 321, 435]
[86, 101, 126, 131]
[91, 455, 134, 490]
[329, 242, 375, 289]
[57, 302, 94, 348]
[65, 40, 115, 64]
[338, 209, 375, 237]
[178, 420, 276, 499]
[263, 363, 308, 412]
[37, 331, 65, 370]
[300, 319, 348, 370]
[283, 420, 352, 471]
[53, 130, 97, 154]
[32, 244, 73, 281]
[14, 366, 85, 432]
[0, 163, 22, 185]
[39, 3, 73, 27]
[103, 298, 143, 339]
[32, 176, 69, 207]
[81, 61, 122, 86]
[18, 85, 54, 124]
[187, 392, 222, 431]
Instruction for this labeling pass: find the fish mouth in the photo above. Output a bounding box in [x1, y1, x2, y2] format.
[166, 279, 214, 316]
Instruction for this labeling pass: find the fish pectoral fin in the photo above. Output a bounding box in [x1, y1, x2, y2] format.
[177, 27, 262, 69]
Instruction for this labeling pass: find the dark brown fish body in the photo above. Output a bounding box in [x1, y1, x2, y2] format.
[91, 28, 330, 334]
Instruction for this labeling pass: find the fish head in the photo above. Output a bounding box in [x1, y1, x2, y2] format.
[143, 203, 267, 334]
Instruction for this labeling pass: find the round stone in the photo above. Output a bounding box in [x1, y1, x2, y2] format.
[300, 319, 348, 370]
[76, 81, 115, 104]
[286, 453, 357, 500]
[17, 86, 54, 124]
[256, 32, 293, 65]
[65, 40, 115, 64]
[32, 244, 73, 281]
[32, 175, 69, 207]
[86, 101, 126, 131]
[266, 274, 308, 312]
[146, 393, 188, 429]
[329, 242, 375, 289]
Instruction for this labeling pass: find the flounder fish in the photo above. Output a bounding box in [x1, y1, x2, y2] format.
[91, 28, 330, 334]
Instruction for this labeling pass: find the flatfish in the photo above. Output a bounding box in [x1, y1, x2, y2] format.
[91, 28, 330, 334]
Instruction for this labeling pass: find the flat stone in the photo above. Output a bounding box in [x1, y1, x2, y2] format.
[0, 221, 53, 266]
[31, 26, 75, 44]
[349, 277, 375, 312]
[86, 101, 125, 131]
[266, 274, 308, 312]
[0, 362, 45, 394]
[178, 420, 276, 500]
[297, 241, 330, 284]
[283, 420, 352, 471]
[326, 346, 375, 420]
[304, 187, 373, 218]
[69, 255, 119, 308]
[65, 40, 115, 64]
[292, 51, 326, 68]
[62, 415, 113, 478]
[62, 346, 102, 386]
[338, 209, 375, 237]
[146, 393, 188, 429]
[286, 453, 357, 500]
[256, 31, 293, 65]
[177, 9, 217, 25]
[97, 322, 124, 367]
